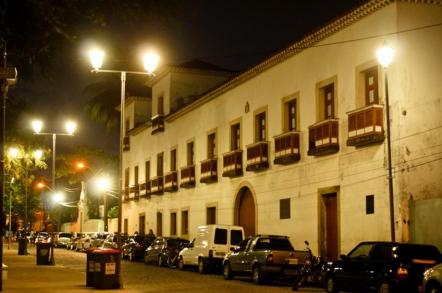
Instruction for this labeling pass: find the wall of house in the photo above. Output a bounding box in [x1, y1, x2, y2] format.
[122, 2, 442, 254]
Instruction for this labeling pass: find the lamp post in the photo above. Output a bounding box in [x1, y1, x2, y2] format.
[94, 176, 111, 232]
[31, 119, 77, 264]
[376, 43, 395, 242]
[88, 48, 159, 247]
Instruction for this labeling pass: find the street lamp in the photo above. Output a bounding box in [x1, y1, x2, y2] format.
[376, 42, 395, 241]
[88, 47, 159, 247]
[31, 119, 77, 264]
[94, 176, 111, 232]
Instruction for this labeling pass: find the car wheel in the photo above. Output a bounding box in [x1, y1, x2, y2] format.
[252, 265, 264, 285]
[198, 258, 207, 274]
[158, 255, 164, 267]
[223, 262, 234, 280]
[427, 282, 442, 293]
[326, 276, 339, 293]
[178, 257, 185, 270]
[378, 282, 392, 293]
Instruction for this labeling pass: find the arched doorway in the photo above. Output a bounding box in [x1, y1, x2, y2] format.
[234, 186, 256, 237]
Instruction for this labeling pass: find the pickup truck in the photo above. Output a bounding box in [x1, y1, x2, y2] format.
[222, 235, 308, 285]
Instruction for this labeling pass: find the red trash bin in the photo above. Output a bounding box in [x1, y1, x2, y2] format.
[93, 248, 122, 289]
[86, 248, 98, 287]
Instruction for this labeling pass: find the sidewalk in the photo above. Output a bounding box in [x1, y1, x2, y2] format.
[3, 244, 138, 293]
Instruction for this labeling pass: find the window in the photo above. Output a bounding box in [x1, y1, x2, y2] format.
[157, 153, 163, 176]
[348, 243, 374, 259]
[206, 206, 216, 225]
[208, 132, 216, 159]
[170, 149, 177, 171]
[170, 212, 177, 236]
[124, 219, 128, 234]
[280, 198, 291, 219]
[158, 96, 164, 115]
[156, 212, 163, 236]
[231, 230, 243, 245]
[230, 123, 241, 150]
[323, 83, 335, 119]
[187, 141, 194, 165]
[124, 168, 130, 187]
[134, 166, 139, 185]
[285, 99, 297, 131]
[366, 195, 374, 214]
[255, 112, 266, 142]
[181, 210, 189, 235]
[214, 228, 227, 245]
[145, 161, 150, 182]
[364, 67, 379, 105]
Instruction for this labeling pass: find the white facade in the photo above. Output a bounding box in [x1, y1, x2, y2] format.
[121, 1, 442, 256]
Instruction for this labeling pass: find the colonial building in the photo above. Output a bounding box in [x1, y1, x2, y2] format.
[121, 0, 442, 257]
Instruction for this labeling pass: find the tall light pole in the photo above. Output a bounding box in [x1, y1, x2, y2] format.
[377, 43, 395, 242]
[31, 119, 76, 264]
[94, 176, 111, 232]
[88, 48, 159, 246]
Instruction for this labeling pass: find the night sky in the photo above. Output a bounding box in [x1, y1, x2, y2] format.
[9, 0, 366, 154]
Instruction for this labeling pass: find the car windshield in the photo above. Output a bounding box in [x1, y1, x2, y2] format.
[254, 238, 294, 251]
[395, 244, 442, 262]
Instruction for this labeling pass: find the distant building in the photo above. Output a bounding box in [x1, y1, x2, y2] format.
[121, 0, 442, 256]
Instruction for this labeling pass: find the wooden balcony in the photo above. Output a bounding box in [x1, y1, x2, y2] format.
[246, 141, 269, 172]
[133, 184, 140, 200]
[150, 176, 164, 195]
[273, 131, 301, 165]
[139, 181, 151, 198]
[222, 150, 243, 177]
[151, 114, 165, 135]
[347, 104, 384, 147]
[180, 165, 196, 188]
[123, 136, 130, 151]
[308, 119, 339, 156]
[200, 158, 218, 183]
[164, 171, 178, 192]
[123, 187, 130, 202]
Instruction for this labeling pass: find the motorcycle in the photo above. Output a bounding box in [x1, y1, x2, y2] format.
[292, 240, 327, 291]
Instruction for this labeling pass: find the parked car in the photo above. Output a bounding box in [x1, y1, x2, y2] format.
[76, 232, 96, 252]
[36, 232, 49, 243]
[423, 263, 442, 293]
[123, 235, 156, 261]
[324, 241, 442, 293]
[178, 224, 244, 273]
[90, 233, 110, 249]
[67, 233, 82, 250]
[145, 237, 190, 267]
[55, 232, 72, 248]
[223, 235, 306, 285]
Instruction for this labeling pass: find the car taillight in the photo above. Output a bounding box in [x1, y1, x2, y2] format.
[396, 267, 409, 279]
[266, 254, 274, 264]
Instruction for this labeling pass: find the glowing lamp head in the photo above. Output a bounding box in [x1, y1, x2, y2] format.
[53, 192, 65, 203]
[376, 43, 394, 68]
[76, 161, 86, 170]
[36, 182, 46, 189]
[65, 121, 77, 135]
[8, 147, 19, 159]
[34, 149, 43, 160]
[143, 51, 160, 75]
[95, 176, 111, 191]
[32, 120, 43, 134]
[89, 49, 104, 71]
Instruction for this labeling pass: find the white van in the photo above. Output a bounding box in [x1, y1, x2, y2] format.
[178, 224, 244, 273]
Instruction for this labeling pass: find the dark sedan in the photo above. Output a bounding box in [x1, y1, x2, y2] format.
[144, 237, 189, 267]
[123, 235, 156, 261]
[325, 241, 442, 293]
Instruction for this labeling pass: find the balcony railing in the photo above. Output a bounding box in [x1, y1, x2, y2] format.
[222, 150, 243, 177]
[123, 187, 130, 202]
[274, 131, 301, 165]
[308, 119, 339, 156]
[164, 171, 178, 192]
[139, 181, 151, 198]
[123, 136, 130, 151]
[347, 104, 384, 147]
[200, 158, 218, 183]
[150, 176, 164, 195]
[151, 114, 165, 135]
[246, 141, 269, 171]
[134, 184, 140, 200]
[180, 165, 196, 188]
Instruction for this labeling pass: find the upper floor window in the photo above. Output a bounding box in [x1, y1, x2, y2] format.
[158, 96, 164, 115]
[170, 149, 177, 171]
[255, 112, 266, 142]
[323, 83, 335, 119]
[187, 141, 194, 165]
[208, 132, 216, 159]
[134, 165, 139, 185]
[364, 67, 379, 105]
[285, 99, 297, 131]
[124, 168, 130, 187]
[145, 161, 150, 182]
[230, 123, 241, 150]
[157, 152, 164, 176]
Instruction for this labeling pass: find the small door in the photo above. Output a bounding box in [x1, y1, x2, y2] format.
[321, 192, 339, 260]
[237, 188, 255, 237]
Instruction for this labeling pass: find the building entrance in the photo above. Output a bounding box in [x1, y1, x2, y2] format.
[320, 192, 339, 260]
[234, 187, 256, 237]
